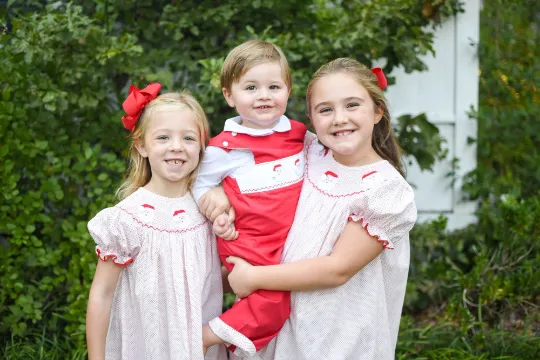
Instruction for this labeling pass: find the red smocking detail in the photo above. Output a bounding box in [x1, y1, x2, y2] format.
[306, 138, 367, 198]
[118, 207, 208, 233]
[347, 216, 395, 250]
[96, 248, 134, 266]
[362, 171, 377, 179]
[241, 177, 303, 194]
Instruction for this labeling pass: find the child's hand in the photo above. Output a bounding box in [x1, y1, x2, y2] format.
[226, 256, 257, 298]
[213, 208, 238, 240]
[198, 186, 231, 222]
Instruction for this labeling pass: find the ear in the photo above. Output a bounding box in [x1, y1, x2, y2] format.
[134, 138, 148, 158]
[374, 105, 384, 124]
[222, 87, 235, 108]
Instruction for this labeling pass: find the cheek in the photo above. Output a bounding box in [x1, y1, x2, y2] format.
[310, 115, 326, 132]
[189, 144, 202, 160]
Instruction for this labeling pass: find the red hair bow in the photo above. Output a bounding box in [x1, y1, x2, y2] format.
[370, 68, 387, 90]
[121, 83, 162, 131]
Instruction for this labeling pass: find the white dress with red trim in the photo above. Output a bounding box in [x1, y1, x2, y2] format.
[87, 187, 227, 360]
[234, 134, 417, 360]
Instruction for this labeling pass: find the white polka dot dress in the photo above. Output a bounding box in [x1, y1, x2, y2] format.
[233, 134, 417, 360]
[88, 187, 227, 360]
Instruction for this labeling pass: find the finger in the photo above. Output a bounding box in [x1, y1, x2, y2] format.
[225, 256, 238, 264]
[217, 213, 228, 227]
[224, 227, 237, 241]
[205, 204, 215, 220]
[198, 193, 209, 213]
[216, 202, 230, 215]
[210, 208, 224, 223]
[227, 207, 236, 224]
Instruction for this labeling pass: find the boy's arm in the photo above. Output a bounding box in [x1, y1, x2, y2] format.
[86, 259, 122, 360]
[194, 146, 244, 222]
[227, 221, 384, 297]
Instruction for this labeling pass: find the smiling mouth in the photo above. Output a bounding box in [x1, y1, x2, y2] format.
[165, 160, 185, 165]
[255, 105, 273, 109]
[333, 130, 355, 137]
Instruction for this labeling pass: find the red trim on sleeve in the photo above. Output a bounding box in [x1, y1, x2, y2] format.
[348, 216, 395, 250]
[96, 248, 134, 266]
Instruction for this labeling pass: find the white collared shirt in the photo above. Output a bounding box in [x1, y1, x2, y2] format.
[192, 115, 291, 202]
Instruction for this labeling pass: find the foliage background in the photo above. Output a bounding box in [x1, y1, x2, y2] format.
[0, 0, 538, 358]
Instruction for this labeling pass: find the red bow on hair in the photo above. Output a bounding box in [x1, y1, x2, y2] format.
[370, 68, 387, 90]
[121, 83, 162, 131]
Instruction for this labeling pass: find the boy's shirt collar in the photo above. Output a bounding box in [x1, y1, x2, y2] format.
[223, 115, 291, 136]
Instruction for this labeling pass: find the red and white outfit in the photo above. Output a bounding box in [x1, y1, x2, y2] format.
[231, 133, 417, 360]
[193, 115, 307, 356]
[88, 188, 227, 360]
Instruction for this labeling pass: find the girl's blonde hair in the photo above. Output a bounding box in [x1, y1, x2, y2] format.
[116, 91, 209, 200]
[306, 58, 404, 176]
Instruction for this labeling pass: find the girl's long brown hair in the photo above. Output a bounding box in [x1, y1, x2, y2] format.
[306, 58, 404, 176]
[116, 91, 210, 200]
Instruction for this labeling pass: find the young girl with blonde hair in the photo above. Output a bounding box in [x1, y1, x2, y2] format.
[86, 84, 227, 360]
[212, 58, 417, 359]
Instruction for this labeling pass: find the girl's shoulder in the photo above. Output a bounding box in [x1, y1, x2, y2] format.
[349, 165, 417, 249]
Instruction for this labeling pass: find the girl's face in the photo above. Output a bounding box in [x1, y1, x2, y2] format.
[309, 72, 383, 166]
[135, 107, 201, 196]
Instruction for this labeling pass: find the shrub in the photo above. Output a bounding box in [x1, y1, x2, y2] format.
[0, 0, 460, 350]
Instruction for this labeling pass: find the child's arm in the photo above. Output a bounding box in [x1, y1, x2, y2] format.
[194, 147, 244, 222]
[86, 259, 122, 360]
[226, 220, 384, 298]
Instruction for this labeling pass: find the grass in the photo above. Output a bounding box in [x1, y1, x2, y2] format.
[1, 330, 86, 360]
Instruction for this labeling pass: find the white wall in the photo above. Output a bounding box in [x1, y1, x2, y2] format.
[385, 0, 480, 229]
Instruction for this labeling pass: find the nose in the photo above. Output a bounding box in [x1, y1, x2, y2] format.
[333, 109, 349, 126]
[257, 88, 270, 100]
[169, 138, 184, 152]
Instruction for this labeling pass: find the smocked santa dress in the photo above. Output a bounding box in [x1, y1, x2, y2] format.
[193, 115, 307, 356]
[232, 134, 418, 360]
[87, 187, 227, 360]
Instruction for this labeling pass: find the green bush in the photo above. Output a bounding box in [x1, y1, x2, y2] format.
[0, 0, 459, 352]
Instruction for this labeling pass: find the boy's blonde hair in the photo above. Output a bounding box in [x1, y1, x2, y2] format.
[116, 91, 210, 199]
[220, 40, 292, 90]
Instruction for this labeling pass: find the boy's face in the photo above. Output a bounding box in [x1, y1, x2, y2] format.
[223, 61, 289, 129]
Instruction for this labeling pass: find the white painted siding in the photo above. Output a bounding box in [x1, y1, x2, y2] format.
[385, 0, 479, 229]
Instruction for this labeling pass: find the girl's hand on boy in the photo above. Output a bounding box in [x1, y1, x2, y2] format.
[213, 209, 238, 240]
[226, 256, 257, 298]
[198, 186, 231, 222]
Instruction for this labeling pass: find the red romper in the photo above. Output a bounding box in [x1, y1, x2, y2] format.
[208, 120, 307, 354]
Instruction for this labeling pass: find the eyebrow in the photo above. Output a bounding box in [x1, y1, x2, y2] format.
[313, 97, 365, 110]
[151, 128, 199, 136]
[240, 78, 285, 85]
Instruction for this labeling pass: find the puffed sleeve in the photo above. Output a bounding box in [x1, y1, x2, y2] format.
[87, 207, 142, 266]
[350, 175, 417, 249]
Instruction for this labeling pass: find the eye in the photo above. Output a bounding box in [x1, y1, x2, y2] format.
[184, 136, 197, 141]
[270, 85, 280, 90]
[347, 102, 360, 109]
[157, 135, 168, 140]
[319, 107, 332, 114]
[246, 85, 256, 91]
